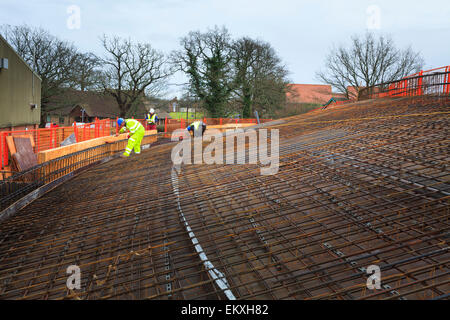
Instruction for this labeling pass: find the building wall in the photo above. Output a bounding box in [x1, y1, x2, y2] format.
[0, 35, 41, 129]
[0, 124, 39, 132]
[286, 84, 332, 105]
[47, 115, 71, 126]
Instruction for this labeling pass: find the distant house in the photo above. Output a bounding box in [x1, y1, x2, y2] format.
[0, 34, 41, 131]
[46, 90, 150, 125]
[169, 97, 180, 112]
[46, 90, 120, 125]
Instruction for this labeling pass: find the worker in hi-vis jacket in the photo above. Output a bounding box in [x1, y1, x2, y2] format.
[186, 121, 207, 137]
[145, 108, 158, 131]
[116, 118, 145, 157]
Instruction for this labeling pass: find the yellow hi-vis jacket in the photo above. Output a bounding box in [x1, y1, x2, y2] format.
[147, 113, 157, 124]
[119, 119, 145, 135]
[191, 121, 203, 130]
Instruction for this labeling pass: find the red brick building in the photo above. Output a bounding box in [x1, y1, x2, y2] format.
[287, 84, 358, 104]
[287, 84, 333, 105]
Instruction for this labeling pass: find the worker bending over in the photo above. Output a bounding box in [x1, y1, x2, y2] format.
[187, 121, 207, 137]
[116, 118, 145, 157]
[146, 108, 158, 131]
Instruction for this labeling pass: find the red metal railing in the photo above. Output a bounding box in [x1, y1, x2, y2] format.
[360, 65, 450, 100]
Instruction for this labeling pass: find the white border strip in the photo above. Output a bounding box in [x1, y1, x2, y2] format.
[171, 166, 236, 300]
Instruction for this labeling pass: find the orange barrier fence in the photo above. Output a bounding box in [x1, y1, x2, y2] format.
[111, 117, 272, 134]
[1, 119, 111, 170]
[73, 119, 112, 143]
[1, 117, 271, 170]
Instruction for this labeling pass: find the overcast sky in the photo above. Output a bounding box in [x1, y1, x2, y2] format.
[1, 0, 449, 98]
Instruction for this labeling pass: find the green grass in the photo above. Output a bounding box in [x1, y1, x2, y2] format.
[170, 112, 204, 120]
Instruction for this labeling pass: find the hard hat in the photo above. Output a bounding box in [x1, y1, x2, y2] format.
[117, 118, 124, 126]
[149, 108, 155, 114]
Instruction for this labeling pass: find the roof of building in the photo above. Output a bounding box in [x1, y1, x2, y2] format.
[46, 90, 148, 118]
[0, 34, 42, 81]
[156, 110, 171, 119]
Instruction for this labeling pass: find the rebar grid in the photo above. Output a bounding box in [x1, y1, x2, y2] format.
[0, 96, 448, 300]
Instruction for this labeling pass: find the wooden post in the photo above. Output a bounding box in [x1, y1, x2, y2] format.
[164, 117, 168, 133]
[220, 118, 223, 125]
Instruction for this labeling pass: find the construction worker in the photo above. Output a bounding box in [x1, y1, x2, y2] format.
[186, 121, 207, 137]
[116, 118, 145, 157]
[146, 108, 158, 131]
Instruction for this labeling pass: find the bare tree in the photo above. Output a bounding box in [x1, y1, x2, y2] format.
[172, 26, 235, 118]
[231, 37, 289, 118]
[71, 52, 102, 91]
[316, 33, 424, 99]
[1, 24, 80, 125]
[100, 35, 173, 117]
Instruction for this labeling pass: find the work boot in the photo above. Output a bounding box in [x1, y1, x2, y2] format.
[120, 154, 128, 158]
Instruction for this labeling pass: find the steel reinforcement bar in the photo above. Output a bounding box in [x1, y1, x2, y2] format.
[0, 97, 448, 300]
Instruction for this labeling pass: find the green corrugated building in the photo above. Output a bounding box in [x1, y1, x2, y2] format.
[0, 34, 41, 130]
